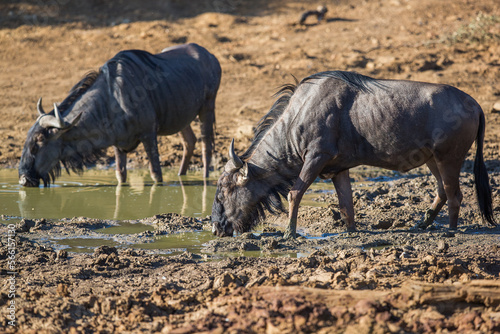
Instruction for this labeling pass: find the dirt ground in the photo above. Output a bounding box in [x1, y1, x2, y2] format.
[1, 0, 500, 333]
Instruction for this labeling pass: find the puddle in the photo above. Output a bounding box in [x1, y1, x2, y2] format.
[0, 168, 217, 220]
[55, 237, 121, 253]
[1, 166, 410, 257]
[96, 222, 155, 235]
[133, 230, 214, 255]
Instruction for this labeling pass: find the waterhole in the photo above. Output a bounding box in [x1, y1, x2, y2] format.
[0, 168, 337, 256]
[1, 166, 402, 256]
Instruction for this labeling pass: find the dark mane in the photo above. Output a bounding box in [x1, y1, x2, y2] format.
[238, 174, 293, 234]
[237, 78, 300, 231]
[57, 70, 101, 115]
[241, 71, 379, 162]
[303, 70, 382, 92]
[44, 138, 107, 186]
[241, 79, 298, 161]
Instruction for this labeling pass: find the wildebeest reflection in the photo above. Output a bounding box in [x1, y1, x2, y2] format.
[212, 71, 496, 238]
[19, 43, 221, 187]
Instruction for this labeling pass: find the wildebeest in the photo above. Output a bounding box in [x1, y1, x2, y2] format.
[212, 71, 496, 238]
[19, 43, 221, 187]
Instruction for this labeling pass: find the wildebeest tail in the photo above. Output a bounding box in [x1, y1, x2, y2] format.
[474, 112, 497, 226]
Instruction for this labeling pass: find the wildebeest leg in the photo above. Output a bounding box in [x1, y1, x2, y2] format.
[286, 154, 332, 239]
[438, 161, 463, 230]
[141, 133, 163, 183]
[332, 170, 355, 231]
[179, 125, 196, 176]
[114, 146, 127, 184]
[419, 157, 447, 228]
[199, 101, 215, 178]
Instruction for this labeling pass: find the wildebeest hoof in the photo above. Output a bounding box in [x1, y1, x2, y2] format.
[346, 226, 357, 232]
[284, 230, 296, 239]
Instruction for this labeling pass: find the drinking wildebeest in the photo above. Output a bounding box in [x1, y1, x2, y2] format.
[212, 71, 496, 238]
[19, 43, 221, 187]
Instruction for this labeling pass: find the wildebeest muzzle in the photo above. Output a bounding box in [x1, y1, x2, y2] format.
[212, 220, 234, 237]
[19, 173, 40, 187]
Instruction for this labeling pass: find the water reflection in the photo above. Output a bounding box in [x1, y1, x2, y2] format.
[0, 169, 216, 220]
[113, 176, 210, 220]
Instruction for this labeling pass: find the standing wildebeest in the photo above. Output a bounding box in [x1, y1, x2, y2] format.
[212, 71, 496, 238]
[19, 43, 221, 187]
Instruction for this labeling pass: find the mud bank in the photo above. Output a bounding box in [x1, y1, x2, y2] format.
[1, 227, 500, 333]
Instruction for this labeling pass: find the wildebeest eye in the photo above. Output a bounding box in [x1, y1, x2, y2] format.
[47, 128, 60, 136]
[35, 133, 45, 143]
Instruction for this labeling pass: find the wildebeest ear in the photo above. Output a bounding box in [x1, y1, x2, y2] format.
[236, 162, 249, 186]
[70, 111, 83, 127]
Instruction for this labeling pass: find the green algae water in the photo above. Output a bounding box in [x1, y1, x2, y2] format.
[0, 167, 339, 256]
[0, 168, 340, 222]
[0, 168, 217, 221]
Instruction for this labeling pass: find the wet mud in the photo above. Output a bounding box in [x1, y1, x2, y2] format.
[2, 172, 500, 333]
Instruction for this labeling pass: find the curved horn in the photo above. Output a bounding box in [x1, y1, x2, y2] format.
[37, 97, 46, 115]
[53, 103, 65, 128]
[229, 138, 244, 168]
[38, 103, 67, 129]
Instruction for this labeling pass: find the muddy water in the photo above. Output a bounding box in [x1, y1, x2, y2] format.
[0, 168, 217, 221]
[0, 167, 341, 255]
[0, 168, 342, 222]
[1, 167, 407, 255]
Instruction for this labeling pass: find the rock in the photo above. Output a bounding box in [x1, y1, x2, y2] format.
[240, 232, 258, 239]
[56, 283, 69, 297]
[437, 240, 449, 252]
[198, 279, 213, 290]
[354, 299, 379, 316]
[491, 101, 500, 113]
[266, 266, 279, 277]
[246, 276, 266, 288]
[16, 218, 36, 233]
[399, 251, 412, 259]
[213, 273, 242, 288]
[57, 249, 68, 259]
[309, 249, 327, 257]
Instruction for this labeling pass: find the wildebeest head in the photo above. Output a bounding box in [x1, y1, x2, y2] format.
[212, 139, 287, 237]
[19, 98, 82, 187]
[212, 139, 253, 237]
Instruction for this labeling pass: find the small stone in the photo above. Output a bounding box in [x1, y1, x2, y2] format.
[57, 249, 68, 259]
[213, 273, 241, 288]
[16, 218, 36, 233]
[437, 240, 449, 252]
[399, 251, 412, 259]
[56, 283, 70, 297]
[491, 101, 500, 113]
